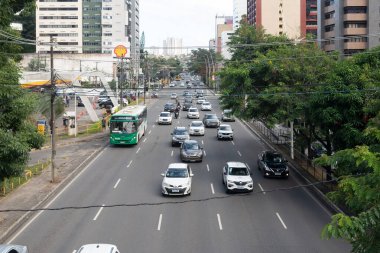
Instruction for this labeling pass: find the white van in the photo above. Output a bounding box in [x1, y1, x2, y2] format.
[77, 244, 120, 253]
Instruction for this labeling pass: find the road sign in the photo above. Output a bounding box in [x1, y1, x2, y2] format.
[114, 45, 127, 58]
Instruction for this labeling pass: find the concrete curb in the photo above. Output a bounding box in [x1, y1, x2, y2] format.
[240, 119, 344, 215]
[1, 139, 109, 243]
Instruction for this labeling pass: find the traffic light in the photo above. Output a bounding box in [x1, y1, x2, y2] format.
[145, 86, 148, 91]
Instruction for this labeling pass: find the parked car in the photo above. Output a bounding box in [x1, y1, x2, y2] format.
[161, 163, 193, 196]
[180, 140, 203, 162]
[222, 161, 253, 193]
[76, 244, 120, 253]
[189, 121, 205, 136]
[171, 126, 190, 146]
[257, 150, 289, 178]
[202, 113, 220, 128]
[201, 101, 212, 111]
[158, 111, 172, 125]
[187, 107, 200, 119]
[0, 244, 29, 253]
[164, 102, 176, 112]
[217, 124, 234, 140]
[221, 109, 235, 122]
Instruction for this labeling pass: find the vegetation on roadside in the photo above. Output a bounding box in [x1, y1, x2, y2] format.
[187, 19, 380, 252]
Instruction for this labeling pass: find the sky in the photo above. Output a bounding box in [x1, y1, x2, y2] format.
[140, 0, 232, 49]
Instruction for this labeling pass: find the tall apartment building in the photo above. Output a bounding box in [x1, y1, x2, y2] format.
[163, 37, 183, 56]
[233, 0, 247, 31]
[215, 16, 233, 54]
[36, 0, 139, 57]
[247, 0, 313, 39]
[318, 0, 380, 55]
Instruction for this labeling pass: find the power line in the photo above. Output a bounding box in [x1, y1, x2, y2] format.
[0, 179, 338, 213]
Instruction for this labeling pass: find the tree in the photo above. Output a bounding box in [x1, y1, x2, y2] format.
[0, 0, 44, 181]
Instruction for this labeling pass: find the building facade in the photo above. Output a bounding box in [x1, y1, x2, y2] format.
[318, 0, 380, 55]
[247, 0, 313, 39]
[233, 0, 247, 31]
[163, 37, 183, 56]
[215, 16, 233, 54]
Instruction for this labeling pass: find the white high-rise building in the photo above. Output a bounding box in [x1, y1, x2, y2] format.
[163, 37, 183, 56]
[233, 0, 247, 30]
[36, 0, 82, 53]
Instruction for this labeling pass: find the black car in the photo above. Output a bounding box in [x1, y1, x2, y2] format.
[180, 140, 203, 162]
[202, 114, 220, 128]
[171, 126, 190, 146]
[164, 102, 176, 112]
[182, 102, 192, 111]
[257, 151, 289, 178]
[99, 99, 114, 108]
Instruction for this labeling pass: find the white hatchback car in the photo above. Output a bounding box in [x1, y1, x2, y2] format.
[189, 120, 205, 136]
[222, 162, 253, 193]
[217, 124, 234, 140]
[76, 244, 120, 253]
[187, 107, 200, 119]
[158, 111, 172, 125]
[196, 99, 206, 104]
[201, 101, 212, 111]
[161, 163, 193, 196]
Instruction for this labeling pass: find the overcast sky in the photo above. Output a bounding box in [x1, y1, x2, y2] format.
[140, 0, 232, 49]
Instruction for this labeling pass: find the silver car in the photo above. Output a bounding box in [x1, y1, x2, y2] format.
[217, 124, 234, 140]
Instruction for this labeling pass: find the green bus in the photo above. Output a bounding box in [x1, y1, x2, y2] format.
[109, 105, 147, 145]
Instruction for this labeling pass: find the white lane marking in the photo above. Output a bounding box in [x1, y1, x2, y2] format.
[207, 164, 210, 172]
[127, 160, 133, 168]
[157, 214, 163, 231]
[204, 150, 207, 156]
[171, 150, 174, 157]
[177, 121, 180, 124]
[231, 141, 235, 145]
[276, 212, 287, 230]
[113, 178, 121, 189]
[143, 138, 147, 143]
[72, 251, 77, 253]
[210, 183, 215, 194]
[245, 163, 251, 171]
[237, 151, 242, 157]
[149, 130, 152, 135]
[202, 140, 204, 145]
[258, 183, 266, 194]
[153, 124, 156, 128]
[217, 214, 223, 230]
[136, 147, 141, 154]
[93, 204, 105, 221]
[7, 147, 106, 243]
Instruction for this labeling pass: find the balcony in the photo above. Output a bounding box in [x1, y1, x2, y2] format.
[324, 30, 335, 38]
[344, 41, 367, 50]
[324, 18, 335, 26]
[344, 13, 367, 21]
[324, 44, 336, 52]
[343, 27, 367, 35]
[344, 0, 367, 7]
[324, 5, 335, 13]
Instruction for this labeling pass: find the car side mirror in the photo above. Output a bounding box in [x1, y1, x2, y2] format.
[190, 173, 194, 177]
[161, 173, 165, 177]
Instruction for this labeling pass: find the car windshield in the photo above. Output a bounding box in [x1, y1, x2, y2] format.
[166, 168, 188, 178]
[229, 167, 249, 176]
[219, 125, 231, 131]
[174, 129, 188, 135]
[266, 153, 285, 163]
[160, 112, 170, 117]
[191, 122, 203, 127]
[189, 108, 197, 112]
[171, 93, 176, 96]
[202, 102, 210, 105]
[206, 115, 217, 119]
[184, 142, 199, 150]
[165, 103, 173, 107]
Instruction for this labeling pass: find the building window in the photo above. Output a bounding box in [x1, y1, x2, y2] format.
[39, 7, 78, 11]
[39, 24, 78, 28]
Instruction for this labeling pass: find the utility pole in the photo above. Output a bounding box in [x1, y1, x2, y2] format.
[49, 35, 56, 183]
[119, 58, 124, 108]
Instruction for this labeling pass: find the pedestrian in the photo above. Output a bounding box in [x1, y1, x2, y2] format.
[101, 117, 106, 130]
[66, 96, 70, 107]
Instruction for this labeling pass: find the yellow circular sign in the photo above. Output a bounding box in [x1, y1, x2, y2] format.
[114, 45, 127, 58]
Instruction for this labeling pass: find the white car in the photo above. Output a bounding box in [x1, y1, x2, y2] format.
[170, 93, 177, 99]
[217, 124, 234, 140]
[189, 121, 205, 136]
[76, 244, 120, 253]
[201, 101, 212, 111]
[161, 163, 193, 196]
[169, 83, 175, 87]
[196, 99, 205, 104]
[222, 162, 253, 193]
[158, 111, 172, 125]
[187, 107, 200, 119]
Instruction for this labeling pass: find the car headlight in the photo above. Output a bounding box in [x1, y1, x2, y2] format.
[172, 136, 177, 140]
[163, 182, 170, 188]
[285, 166, 289, 171]
[227, 179, 234, 184]
[264, 165, 271, 171]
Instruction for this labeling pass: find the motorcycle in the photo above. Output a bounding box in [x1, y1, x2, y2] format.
[174, 111, 179, 119]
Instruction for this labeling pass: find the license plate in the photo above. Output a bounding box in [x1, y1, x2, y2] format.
[238, 186, 245, 189]
[172, 189, 179, 193]
[275, 173, 281, 176]
[120, 141, 125, 144]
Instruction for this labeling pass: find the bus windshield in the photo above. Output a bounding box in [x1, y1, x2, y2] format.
[110, 121, 136, 134]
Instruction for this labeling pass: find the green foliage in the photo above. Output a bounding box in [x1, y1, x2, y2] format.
[108, 79, 117, 92]
[146, 56, 183, 81]
[28, 58, 46, 71]
[187, 48, 218, 83]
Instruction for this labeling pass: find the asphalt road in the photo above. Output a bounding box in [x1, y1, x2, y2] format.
[9, 86, 350, 253]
